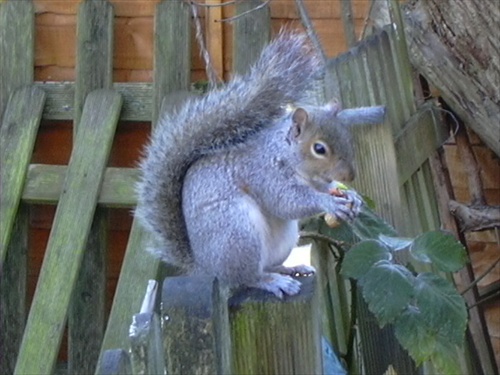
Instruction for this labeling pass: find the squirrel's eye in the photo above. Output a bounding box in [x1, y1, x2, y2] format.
[312, 141, 329, 157]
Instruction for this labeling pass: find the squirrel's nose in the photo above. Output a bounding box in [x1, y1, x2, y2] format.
[334, 163, 355, 183]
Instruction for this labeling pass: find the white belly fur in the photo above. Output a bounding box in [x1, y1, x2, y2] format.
[240, 195, 299, 268]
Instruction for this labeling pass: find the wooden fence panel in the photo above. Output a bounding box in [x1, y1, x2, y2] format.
[323, 11, 454, 372]
[14, 90, 122, 374]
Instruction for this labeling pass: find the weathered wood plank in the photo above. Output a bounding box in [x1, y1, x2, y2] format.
[0, 88, 44, 374]
[0, 0, 34, 118]
[34, 81, 154, 121]
[14, 90, 122, 375]
[312, 241, 350, 357]
[69, 2, 114, 373]
[394, 102, 449, 185]
[162, 276, 231, 375]
[22, 164, 139, 207]
[97, 349, 133, 375]
[230, 276, 322, 374]
[377, 29, 409, 130]
[98, 219, 161, 363]
[153, 0, 191, 124]
[0, 205, 28, 375]
[0, 4, 36, 372]
[0, 86, 45, 262]
[205, 0, 224, 81]
[69, 214, 108, 374]
[233, 0, 270, 75]
[386, 0, 416, 121]
[341, 43, 402, 227]
[129, 312, 165, 374]
[74, 0, 113, 127]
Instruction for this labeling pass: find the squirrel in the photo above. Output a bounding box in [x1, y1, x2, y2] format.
[136, 30, 385, 298]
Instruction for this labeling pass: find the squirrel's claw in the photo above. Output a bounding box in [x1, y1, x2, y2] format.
[269, 264, 316, 277]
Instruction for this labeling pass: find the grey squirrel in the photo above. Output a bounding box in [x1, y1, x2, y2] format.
[136, 31, 385, 298]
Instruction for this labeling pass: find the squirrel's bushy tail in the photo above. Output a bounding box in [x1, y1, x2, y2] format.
[136, 30, 322, 268]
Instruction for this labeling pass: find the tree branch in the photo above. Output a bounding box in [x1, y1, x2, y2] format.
[449, 200, 500, 232]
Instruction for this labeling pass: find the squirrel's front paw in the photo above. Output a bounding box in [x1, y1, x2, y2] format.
[325, 189, 362, 224]
[252, 273, 302, 299]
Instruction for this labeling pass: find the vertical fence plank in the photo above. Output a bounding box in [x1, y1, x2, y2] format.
[339, 43, 402, 227]
[15, 90, 122, 375]
[0, 3, 36, 373]
[377, 30, 407, 132]
[153, 0, 191, 124]
[0, 0, 34, 118]
[69, 2, 114, 373]
[233, 0, 270, 75]
[312, 241, 350, 358]
[205, 0, 224, 80]
[74, 0, 113, 126]
[348, 41, 417, 374]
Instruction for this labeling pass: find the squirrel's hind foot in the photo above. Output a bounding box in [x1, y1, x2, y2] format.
[251, 273, 302, 299]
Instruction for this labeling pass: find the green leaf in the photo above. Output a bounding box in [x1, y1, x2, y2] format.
[360, 260, 415, 326]
[395, 307, 463, 373]
[378, 234, 413, 251]
[429, 340, 463, 375]
[394, 306, 437, 364]
[410, 231, 468, 272]
[300, 205, 398, 249]
[341, 240, 392, 279]
[413, 273, 467, 346]
[300, 215, 359, 246]
[350, 206, 398, 241]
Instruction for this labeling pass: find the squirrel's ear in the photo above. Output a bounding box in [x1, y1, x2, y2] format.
[290, 107, 309, 139]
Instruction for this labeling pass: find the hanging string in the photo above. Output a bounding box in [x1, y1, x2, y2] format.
[189, 1, 221, 90]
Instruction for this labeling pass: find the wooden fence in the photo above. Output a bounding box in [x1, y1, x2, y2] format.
[0, 0, 459, 374]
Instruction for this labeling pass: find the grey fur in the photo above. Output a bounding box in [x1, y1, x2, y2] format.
[337, 106, 386, 125]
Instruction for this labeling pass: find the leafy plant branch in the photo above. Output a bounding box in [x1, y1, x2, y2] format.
[301, 206, 469, 374]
